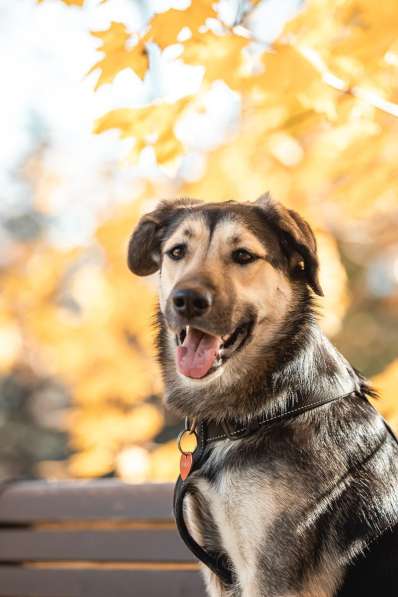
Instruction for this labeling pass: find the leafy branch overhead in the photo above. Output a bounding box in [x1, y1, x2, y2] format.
[89, 0, 219, 88]
[84, 0, 398, 175]
[50, 0, 398, 186]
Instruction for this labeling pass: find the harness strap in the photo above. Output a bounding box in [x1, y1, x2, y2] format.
[173, 476, 234, 585]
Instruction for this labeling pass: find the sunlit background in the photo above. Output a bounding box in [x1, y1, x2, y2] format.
[1, 0, 397, 482]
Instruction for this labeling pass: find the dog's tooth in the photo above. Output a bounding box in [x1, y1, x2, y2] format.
[214, 356, 222, 367]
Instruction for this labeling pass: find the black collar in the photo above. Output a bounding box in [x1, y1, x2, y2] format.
[192, 389, 356, 453]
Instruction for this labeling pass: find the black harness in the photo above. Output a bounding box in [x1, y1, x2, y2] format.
[173, 390, 357, 586]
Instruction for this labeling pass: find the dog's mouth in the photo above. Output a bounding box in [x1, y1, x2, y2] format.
[175, 319, 254, 380]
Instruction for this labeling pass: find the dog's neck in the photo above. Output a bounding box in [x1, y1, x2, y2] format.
[160, 310, 361, 423]
[265, 323, 359, 415]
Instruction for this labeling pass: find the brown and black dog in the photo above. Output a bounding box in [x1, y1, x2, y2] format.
[128, 195, 398, 597]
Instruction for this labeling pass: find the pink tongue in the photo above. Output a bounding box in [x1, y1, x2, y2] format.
[176, 327, 222, 379]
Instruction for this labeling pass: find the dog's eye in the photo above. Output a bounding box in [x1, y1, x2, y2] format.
[166, 244, 186, 261]
[232, 248, 258, 265]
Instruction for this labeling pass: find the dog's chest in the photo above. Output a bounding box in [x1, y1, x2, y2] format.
[189, 468, 344, 597]
[194, 468, 283, 590]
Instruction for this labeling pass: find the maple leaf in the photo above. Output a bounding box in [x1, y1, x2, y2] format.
[89, 2, 219, 88]
[89, 22, 148, 87]
[146, 0, 217, 49]
[183, 31, 249, 90]
[94, 97, 190, 163]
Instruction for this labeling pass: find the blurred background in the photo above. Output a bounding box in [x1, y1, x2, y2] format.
[0, 0, 397, 483]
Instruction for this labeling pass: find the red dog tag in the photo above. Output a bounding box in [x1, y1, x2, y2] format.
[180, 452, 193, 480]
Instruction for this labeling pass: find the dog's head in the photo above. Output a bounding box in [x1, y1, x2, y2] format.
[128, 195, 323, 418]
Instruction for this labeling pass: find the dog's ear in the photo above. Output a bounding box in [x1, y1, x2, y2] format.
[128, 198, 202, 276]
[255, 193, 323, 296]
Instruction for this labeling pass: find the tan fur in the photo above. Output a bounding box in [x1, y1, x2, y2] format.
[160, 215, 210, 312]
[160, 216, 292, 389]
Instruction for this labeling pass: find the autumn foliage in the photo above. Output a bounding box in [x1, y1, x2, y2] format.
[3, 0, 397, 480]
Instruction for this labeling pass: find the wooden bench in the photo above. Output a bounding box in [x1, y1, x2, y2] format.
[0, 481, 205, 597]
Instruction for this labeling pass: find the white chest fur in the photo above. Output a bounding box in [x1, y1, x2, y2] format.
[194, 466, 282, 596]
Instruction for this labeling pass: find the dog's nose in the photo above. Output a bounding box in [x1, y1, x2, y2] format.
[172, 288, 212, 319]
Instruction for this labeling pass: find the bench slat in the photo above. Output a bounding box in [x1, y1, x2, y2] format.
[0, 482, 174, 522]
[0, 481, 202, 597]
[0, 567, 205, 597]
[0, 529, 194, 562]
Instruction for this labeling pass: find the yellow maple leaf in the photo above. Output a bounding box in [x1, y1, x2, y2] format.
[147, 0, 217, 49]
[90, 22, 148, 88]
[90, 2, 218, 89]
[183, 31, 249, 89]
[94, 97, 190, 162]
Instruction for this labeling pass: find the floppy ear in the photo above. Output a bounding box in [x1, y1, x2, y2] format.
[127, 198, 202, 276]
[255, 193, 323, 296]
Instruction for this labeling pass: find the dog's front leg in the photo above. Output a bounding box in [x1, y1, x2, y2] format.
[184, 494, 238, 596]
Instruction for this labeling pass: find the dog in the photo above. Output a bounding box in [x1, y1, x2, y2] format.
[128, 195, 398, 596]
